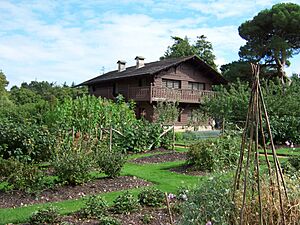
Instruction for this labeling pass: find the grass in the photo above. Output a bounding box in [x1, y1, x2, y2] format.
[258, 147, 300, 156]
[0, 152, 204, 225]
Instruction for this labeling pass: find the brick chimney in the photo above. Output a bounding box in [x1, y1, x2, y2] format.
[117, 60, 126, 72]
[135, 56, 145, 69]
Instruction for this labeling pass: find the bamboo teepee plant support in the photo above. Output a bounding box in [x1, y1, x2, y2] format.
[232, 63, 289, 225]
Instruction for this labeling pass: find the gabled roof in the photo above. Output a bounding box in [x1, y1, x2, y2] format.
[78, 55, 227, 86]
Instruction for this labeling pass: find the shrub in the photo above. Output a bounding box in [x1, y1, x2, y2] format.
[52, 135, 94, 185]
[0, 119, 54, 162]
[95, 144, 127, 178]
[0, 158, 46, 193]
[138, 188, 165, 207]
[112, 191, 139, 214]
[179, 176, 234, 225]
[29, 206, 60, 225]
[187, 136, 240, 172]
[78, 195, 108, 218]
[282, 155, 300, 174]
[99, 216, 121, 225]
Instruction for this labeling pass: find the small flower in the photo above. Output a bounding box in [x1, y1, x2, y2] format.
[206, 221, 212, 225]
[168, 193, 176, 200]
[180, 194, 188, 201]
[290, 143, 294, 148]
[285, 141, 290, 146]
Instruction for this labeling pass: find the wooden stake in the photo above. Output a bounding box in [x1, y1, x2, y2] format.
[165, 192, 173, 225]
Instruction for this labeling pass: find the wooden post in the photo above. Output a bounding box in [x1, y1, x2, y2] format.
[172, 124, 175, 150]
[165, 192, 173, 225]
[109, 126, 112, 151]
[150, 83, 153, 103]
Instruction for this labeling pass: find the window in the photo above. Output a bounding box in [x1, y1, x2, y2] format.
[188, 82, 205, 91]
[162, 79, 181, 89]
[138, 78, 148, 87]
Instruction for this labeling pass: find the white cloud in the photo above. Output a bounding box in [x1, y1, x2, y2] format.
[0, 0, 299, 88]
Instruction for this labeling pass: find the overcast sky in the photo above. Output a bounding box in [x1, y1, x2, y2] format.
[1, 0, 299, 88]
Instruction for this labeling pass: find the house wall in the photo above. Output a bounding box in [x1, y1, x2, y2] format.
[153, 61, 213, 90]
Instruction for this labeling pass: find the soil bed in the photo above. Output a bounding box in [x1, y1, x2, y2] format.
[131, 152, 187, 164]
[56, 206, 178, 225]
[0, 176, 151, 209]
[169, 164, 207, 176]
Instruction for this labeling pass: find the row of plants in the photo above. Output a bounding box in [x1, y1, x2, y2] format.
[28, 188, 166, 225]
[0, 96, 177, 192]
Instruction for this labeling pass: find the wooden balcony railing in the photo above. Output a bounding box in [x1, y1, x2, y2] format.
[94, 86, 215, 103]
[151, 86, 215, 103]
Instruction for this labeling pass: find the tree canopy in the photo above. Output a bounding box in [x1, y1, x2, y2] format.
[238, 3, 300, 84]
[161, 35, 217, 70]
[0, 70, 9, 96]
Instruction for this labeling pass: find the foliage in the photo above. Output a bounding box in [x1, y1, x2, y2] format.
[112, 191, 139, 214]
[29, 206, 60, 225]
[78, 195, 108, 219]
[48, 95, 173, 153]
[0, 118, 55, 162]
[0, 70, 9, 96]
[160, 35, 218, 69]
[179, 176, 234, 225]
[138, 188, 165, 207]
[204, 76, 300, 144]
[46, 95, 136, 136]
[282, 155, 300, 175]
[95, 144, 127, 178]
[187, 108, 209, 130]
[154, 101, 180, 125]
[220, 61, 277, 83]
[98, 216, 121, 225]
[52, 135, 94, 185]
[187, 136, 240, 172]
[0, 158, 46, 193]
[238, 3, 300, 84]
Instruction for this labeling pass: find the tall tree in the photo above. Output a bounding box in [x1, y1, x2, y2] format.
[0, 70, 9, 96]
[194, 35, 217, 70]
[161, 35, 218, 70]
[160, 36, 194, 59]
[238, 3, 300, 85]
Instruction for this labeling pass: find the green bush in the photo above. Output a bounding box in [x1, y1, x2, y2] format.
[282, 155, 300, 174]
[0, 158, 46, 193]
[187, 136, 240, 172]
[99, 216, 121, 225]
[0, 119, 54, 162]
[29, 206, 60, 225]
[95, 145, 127, 178]
[112, 191, 139, 214]
[138, 188, 165, 207]
[78, 195, 108, 218]
[52, 136, 94, 185]
[179, 176, 233, 225]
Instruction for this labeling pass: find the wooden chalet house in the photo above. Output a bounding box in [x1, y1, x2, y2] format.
[79, 55, 227, 126]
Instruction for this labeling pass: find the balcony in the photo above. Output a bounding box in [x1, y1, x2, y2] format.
[94, 86, 215, 103]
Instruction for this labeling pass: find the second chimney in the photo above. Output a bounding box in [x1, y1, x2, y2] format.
[117, 60, 126, 72]
[135, 56, 145, 69]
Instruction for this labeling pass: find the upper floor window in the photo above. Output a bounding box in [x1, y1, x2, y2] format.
[162, 79, 181, 89]
[188, 82, 205, 91]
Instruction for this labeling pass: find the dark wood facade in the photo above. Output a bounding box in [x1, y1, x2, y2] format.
[80, 55, 227, 126]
